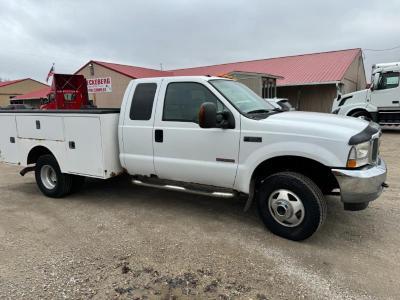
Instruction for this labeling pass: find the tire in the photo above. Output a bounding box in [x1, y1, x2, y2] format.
[35, 154, 73, 198]
[349, 110, 371, 121]
[71, 175, 85, 193]
[257, 172, 327, 241]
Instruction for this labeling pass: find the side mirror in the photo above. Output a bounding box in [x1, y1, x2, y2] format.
[198, 102, 217, 128]
[217, 110, 236, 129]
[371, 73, 380, 91]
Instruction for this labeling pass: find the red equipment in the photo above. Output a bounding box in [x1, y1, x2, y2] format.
[40, 74, 94, 110]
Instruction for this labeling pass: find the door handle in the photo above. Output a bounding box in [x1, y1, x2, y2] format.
[392, 101, 399, 104]
[155, 129, 163, 143]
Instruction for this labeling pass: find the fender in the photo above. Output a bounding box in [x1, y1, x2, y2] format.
[343, 103, 378, 117]
[24, 142, 66, 172]
[234, 141, 347, 194]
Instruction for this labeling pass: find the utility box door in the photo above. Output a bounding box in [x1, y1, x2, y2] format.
[0, 115, 19, 164]
[64, 116, 105, 177]
[16, 115, 65, 141]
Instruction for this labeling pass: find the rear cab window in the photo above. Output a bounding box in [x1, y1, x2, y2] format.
[130, 83, 158, 120]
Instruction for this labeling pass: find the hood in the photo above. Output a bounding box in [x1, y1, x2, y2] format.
[332, 89, 369, 111]
[264, 111, 369, 143]
[339, 89, 368, 100]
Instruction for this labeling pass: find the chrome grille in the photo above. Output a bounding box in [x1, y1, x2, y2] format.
[370, 138, 379, 164]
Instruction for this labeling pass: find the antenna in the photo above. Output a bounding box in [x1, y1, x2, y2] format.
[160, 63, 163, 71]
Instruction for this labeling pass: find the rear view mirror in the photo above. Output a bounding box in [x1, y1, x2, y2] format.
[198, 102, 217, 128]
[371, 73, 380, 91]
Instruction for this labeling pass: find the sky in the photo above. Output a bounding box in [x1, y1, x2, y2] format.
[0, 0, 399, 83]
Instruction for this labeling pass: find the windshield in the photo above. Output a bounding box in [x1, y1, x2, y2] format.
[209, 79, 275, 114]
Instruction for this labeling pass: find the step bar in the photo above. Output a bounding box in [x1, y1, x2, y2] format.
[132, 179, 236, 198]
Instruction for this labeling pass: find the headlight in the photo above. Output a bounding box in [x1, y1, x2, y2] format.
[347, 141, 370, 168]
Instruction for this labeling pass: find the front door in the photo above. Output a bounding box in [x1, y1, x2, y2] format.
[153, 80, 240, 188]
[371, 71, 400, 108]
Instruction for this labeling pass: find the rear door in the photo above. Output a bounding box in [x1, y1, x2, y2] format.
[120, 79, 162, 176]
[0, 115, 19, 164]
[152, 79, 241, 188]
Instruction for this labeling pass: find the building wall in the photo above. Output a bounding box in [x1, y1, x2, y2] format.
[234, 75, 262, 96]
[341, 52, 367, 95]
[77, 63, 132, 108]
[0, 80, 47, 107]
[277, 84, 337, 113]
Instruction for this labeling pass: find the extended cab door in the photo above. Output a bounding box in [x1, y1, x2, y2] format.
[152, 79, 240, 188]
[371, 71, 400, 108]
[120, 79, 162, 176]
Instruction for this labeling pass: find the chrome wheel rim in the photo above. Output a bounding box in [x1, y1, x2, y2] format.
[40, 165, 57, 190]
[268, 189, 305, 227]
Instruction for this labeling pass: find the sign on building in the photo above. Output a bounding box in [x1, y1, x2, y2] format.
[87, 77, 112, 93]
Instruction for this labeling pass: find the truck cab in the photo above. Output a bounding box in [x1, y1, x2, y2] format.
[40, 74, 94, 110]
[332, 62, 400, 125]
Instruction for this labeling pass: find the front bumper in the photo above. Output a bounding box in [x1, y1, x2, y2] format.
[332, 158, 387, 204]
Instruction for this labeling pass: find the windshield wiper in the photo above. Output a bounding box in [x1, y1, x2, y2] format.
[246, 109, 271, 114]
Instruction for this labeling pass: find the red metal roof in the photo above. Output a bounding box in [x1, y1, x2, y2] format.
[13, 86, 50, 100]
[0, 79, 28, 88]
[77, 49, 362, 86]
[76, 60, 173, 79]
[171, 48, 362, 86]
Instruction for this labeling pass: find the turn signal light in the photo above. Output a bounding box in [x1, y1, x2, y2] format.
[346, 159, 357, 168]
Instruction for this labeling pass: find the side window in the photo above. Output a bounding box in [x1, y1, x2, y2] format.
[163, 82, 224, 123]
[378, 72, 399, 90]
[130, 83, 157, 120]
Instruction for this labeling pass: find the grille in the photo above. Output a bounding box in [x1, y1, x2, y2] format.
[370, 138, 379, 164]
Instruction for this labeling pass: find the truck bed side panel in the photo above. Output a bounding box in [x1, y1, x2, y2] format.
[0, 115, 19, 164]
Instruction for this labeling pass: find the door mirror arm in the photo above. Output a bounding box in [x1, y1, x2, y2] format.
[217, 111, 235, 129]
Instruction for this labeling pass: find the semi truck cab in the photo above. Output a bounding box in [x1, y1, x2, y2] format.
[332, 62, 400, 125]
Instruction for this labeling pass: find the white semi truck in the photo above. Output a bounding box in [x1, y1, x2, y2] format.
[332, 62, 400, 125]
[0, 76, 387, 240]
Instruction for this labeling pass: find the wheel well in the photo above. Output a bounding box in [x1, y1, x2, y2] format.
[347, 108, 370, 117]
[251, 156, 339, 194]
[27, 146, 53, 165]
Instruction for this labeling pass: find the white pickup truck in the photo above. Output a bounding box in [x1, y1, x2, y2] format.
[0, 76, 387, 240]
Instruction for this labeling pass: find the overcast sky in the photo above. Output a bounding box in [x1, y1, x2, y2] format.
[1, 0, 399, 83]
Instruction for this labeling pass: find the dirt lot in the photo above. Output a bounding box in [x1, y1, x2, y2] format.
[0, 131, 399, 300]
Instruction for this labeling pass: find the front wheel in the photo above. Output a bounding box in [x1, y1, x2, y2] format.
[257, 172, 326, 241]
[349, 110, 371, 121]
[35, 154, 73, 198]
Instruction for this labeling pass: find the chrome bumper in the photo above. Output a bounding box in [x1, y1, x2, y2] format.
[332, 158, 387, 204]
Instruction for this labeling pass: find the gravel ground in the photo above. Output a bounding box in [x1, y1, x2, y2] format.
[0, 131, 399, 299]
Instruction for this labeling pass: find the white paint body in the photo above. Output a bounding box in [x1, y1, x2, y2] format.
[0, 76, 369, 194]
[0, 112, 122, 179]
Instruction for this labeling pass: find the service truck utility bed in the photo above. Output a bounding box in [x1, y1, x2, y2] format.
[0, 109, 122, 179]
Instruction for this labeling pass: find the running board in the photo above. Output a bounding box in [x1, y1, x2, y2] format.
[132, 179, 236, 198]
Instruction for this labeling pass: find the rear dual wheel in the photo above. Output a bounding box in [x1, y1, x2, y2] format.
[257, 172, 326, 241]
[35, 154, 84, 198]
